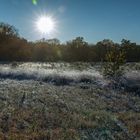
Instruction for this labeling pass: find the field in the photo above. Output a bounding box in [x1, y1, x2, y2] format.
[0, 62, 140, 140]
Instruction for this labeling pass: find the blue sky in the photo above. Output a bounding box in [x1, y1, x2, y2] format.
[0, 0, 140, 43]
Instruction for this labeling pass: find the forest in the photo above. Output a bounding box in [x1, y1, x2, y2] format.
[0, 22, 140, 62]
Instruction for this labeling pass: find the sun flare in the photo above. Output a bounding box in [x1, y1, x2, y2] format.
[36, 16, 55, 34]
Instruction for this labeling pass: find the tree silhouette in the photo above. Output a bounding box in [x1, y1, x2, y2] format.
[0, 22, 19, 37]
[0, 22, 140, 62]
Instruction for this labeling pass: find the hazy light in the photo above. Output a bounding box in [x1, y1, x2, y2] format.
[58, 6, 66, 13]
[36, 16, 55, 34]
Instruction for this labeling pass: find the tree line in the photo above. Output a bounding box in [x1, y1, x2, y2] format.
[0, 22, 140, 62]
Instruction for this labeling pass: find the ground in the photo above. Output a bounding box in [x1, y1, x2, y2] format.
[0, 62, 140, 140]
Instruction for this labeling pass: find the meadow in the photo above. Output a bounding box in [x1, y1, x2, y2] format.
[0, 62, 140, 139]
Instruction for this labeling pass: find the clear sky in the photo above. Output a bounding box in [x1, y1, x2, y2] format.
[0, 0, 140, 43]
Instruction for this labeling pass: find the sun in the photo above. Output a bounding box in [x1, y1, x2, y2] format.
[36, 16, 55, 34]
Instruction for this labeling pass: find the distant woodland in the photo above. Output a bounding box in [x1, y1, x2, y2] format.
[0, 22, 140, 62]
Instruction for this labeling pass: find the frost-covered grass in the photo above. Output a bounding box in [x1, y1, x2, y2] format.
[0, 62, 140, 87]
[0, 62, 140, 139]
[0, 62, 104, 85]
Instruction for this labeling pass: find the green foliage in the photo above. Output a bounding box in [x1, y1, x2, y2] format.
[103, 46, 126, 79]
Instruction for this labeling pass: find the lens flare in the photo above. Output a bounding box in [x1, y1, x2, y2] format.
[32, 0, 37, 5]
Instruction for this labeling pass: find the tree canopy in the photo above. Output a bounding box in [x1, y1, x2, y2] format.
[0, 22, 140, 62]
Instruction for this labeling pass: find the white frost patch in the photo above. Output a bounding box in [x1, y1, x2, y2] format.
[125, 70, 140, 81]
[0, 63, 104, 84]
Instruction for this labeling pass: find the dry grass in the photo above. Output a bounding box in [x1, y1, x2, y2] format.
[0, 62, 140, 139]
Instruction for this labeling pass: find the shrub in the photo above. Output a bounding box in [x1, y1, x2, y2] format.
[103, 46, 126, 81]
